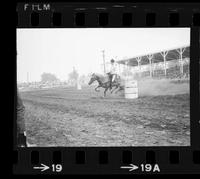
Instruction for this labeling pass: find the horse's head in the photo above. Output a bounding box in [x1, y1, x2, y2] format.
[88, 73, 98, 85]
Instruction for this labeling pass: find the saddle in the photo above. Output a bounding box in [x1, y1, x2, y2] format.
[106, 73, 120, 84]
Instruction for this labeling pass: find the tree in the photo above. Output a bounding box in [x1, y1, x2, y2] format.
[68, 67, 79, 86]
[79, 74, 89, 85]
[41, 73, 59, 83]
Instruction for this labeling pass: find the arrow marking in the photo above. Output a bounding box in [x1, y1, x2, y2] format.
[120, 164, 139, 171]
[33, 163, 49, 172]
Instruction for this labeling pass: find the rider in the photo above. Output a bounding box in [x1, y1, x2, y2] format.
[107, 59, 118, 90]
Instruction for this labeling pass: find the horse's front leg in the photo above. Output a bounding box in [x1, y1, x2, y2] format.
[104, 88, 109, 97]
[95, 86, 100, 92]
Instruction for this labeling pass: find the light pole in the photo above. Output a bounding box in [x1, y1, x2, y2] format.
[102, 50, 106, 74]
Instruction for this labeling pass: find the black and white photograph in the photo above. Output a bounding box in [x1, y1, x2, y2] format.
[16, 28, 190, 147]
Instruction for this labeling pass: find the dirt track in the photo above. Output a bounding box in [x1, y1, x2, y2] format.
[20, 84, 190, 147]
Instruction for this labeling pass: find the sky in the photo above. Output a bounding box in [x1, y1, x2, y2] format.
[17, 28, 190, 83]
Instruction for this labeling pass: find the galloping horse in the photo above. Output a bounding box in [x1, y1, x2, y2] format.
[88, 73, 124, 97]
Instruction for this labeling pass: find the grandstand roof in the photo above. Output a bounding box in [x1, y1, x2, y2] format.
[117, 46, 190, 66]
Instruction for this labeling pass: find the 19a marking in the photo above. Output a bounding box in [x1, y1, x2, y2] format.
[141, 164, 160, 172]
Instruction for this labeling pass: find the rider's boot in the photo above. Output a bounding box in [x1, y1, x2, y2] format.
[110, 81, 112, 90]
[109, 75, 113, 90]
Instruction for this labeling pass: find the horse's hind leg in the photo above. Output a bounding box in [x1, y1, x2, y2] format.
[111, 86, 118, 93]
[114, 88, 120, 94]
[115, 86, 124, 94]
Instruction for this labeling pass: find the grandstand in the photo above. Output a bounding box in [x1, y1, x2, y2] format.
[114, 45, 190, 79]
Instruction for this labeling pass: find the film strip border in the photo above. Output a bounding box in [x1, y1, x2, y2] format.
[13, 148, 200, 174]
[16, 3, 200, 27]
[15, 2, 200, 174]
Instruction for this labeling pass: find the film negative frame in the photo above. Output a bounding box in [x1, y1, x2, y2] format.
[14, 2, 200, 175]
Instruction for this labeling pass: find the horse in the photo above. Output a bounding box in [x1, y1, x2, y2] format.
[88, 73, 124, 97]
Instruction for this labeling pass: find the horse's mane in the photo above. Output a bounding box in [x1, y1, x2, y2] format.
[92, 73, 109, 84]
[93, 72, 125, 81]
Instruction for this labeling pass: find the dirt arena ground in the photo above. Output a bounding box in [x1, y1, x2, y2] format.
[19, 79, 190, 147]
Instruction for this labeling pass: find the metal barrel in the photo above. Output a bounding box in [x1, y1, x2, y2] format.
[124, 78, 138, 99]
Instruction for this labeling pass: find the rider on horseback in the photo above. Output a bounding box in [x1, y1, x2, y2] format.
[107, 59, 118, 90]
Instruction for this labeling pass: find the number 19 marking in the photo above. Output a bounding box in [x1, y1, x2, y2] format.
[52, 164, 62, 172]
